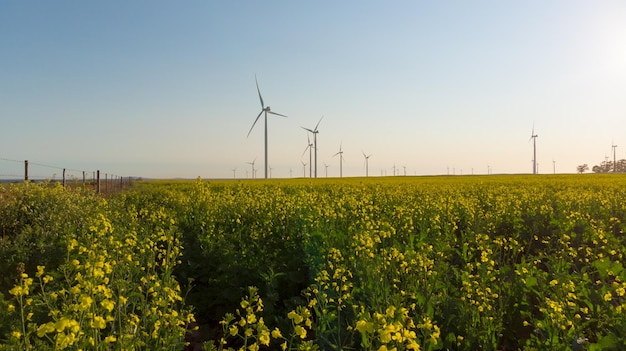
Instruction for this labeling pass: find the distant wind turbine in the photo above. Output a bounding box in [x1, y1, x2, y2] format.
[301, 160, 308, 178]
[362, 151, 372, 177]
[232, 168, 236, 179]
[247, 75, 287, 179]
[324, 162, 329, 177]
[246, 158, 256, 179]
[529, 124, 538, 174]
[303, 135, 313, 178]
[333, 143, 344, 178]
[612, 142, 618, 173]
[302, 116, 323, 178]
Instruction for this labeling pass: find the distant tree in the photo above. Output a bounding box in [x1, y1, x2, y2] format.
[592, 159, 626, 173]
[577, 164, 589, 174]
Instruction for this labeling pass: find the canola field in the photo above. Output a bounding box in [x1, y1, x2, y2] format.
[1, 175, 626, 351]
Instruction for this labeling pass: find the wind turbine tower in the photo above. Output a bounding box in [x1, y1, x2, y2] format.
[529, 125, 538, 174]
[302, 117, 323, 178]
[334, 143, 344, 178]
[613, 143, 618, 173]
[247, 76, 287, 179]
[362, 151, 372, 177]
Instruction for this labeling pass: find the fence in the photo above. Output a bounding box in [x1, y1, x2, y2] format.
[0, 157, 134, 194]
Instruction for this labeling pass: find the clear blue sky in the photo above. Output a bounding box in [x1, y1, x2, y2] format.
[1, 1, 625, 179]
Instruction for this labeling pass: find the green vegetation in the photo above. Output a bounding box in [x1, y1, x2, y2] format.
[2, 175, 626, 350]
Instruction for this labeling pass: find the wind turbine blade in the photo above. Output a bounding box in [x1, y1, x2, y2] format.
[314, 116, 323, 131]
[268, 111, 288, 118]
[247, 110, 264, 137]
[255, 75, 264, 108]
[302, 127, 314, 133]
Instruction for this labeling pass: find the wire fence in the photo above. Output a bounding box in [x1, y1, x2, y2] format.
[0, 157, 134, 194]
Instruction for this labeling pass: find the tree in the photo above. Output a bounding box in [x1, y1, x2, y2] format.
[577, 164, 589, 174]
[592, 159, 626, 173]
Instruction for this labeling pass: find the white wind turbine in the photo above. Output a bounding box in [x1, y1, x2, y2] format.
[529, 124, 538, 174]
[247, 76, 287, 179]
[301, 160, 308, 177]
[612, 142, 618, 173]
[232, 168, 237, 179]
[302, 135, 313, 178]
[302, 116, 323, 178]
[362, 151, 372, 177]
[333, 143, 344, 178]
[246, 158, 256, 179]
[324, 162, 330, 177]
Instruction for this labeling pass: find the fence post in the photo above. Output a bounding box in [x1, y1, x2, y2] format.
[24, 160, 29, 181]
[62, 168, 66, 188]
[96, 170, 101, 194]
[83, 171, 86, 184]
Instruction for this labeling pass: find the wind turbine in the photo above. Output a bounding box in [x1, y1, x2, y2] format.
[333, 143, 344, 178]
[612, 142, 618, 173]
[302, 116, 323, 178]
[303, 135, 313, 178]
[246, 158, 256, 179]
[324, 162, 329, 177]
[362, 151, 372, 177]
[247, 76, 287, 179]
[232, 168, 237, 179]
[529, 124, 538, 174]
[301, 160, 308, 177]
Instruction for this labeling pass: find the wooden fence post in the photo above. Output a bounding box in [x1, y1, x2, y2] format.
[24, 160, 29, 181]
[63, 168, 66, 188]
[97, 170, 101, 194]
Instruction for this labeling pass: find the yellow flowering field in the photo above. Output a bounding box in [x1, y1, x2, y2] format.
[2, 175, 626, 350]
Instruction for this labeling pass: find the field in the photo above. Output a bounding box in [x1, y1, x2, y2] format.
[1, 175, 626, 350]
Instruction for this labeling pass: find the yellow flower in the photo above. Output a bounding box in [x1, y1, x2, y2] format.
[100, 299, 115, 312]
[271, 327, 283, 339]
[229, 325, 238, 336]
[104, 335, 117, 343]
[7, 304, 15, 313]
[9, 286, 24, 297]
[604, 291, 612, 302]
[355, 320, 374, 334]
[91, 315, 106, 329]
[37, 322, 56, 337]
[12, 331, 21, 339]
[294, 325, 307, 339]
[288, 310, 303, 324]
[259, 329, 270, 346]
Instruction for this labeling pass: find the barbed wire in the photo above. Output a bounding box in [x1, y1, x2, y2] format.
[0, 157, 129, 180]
